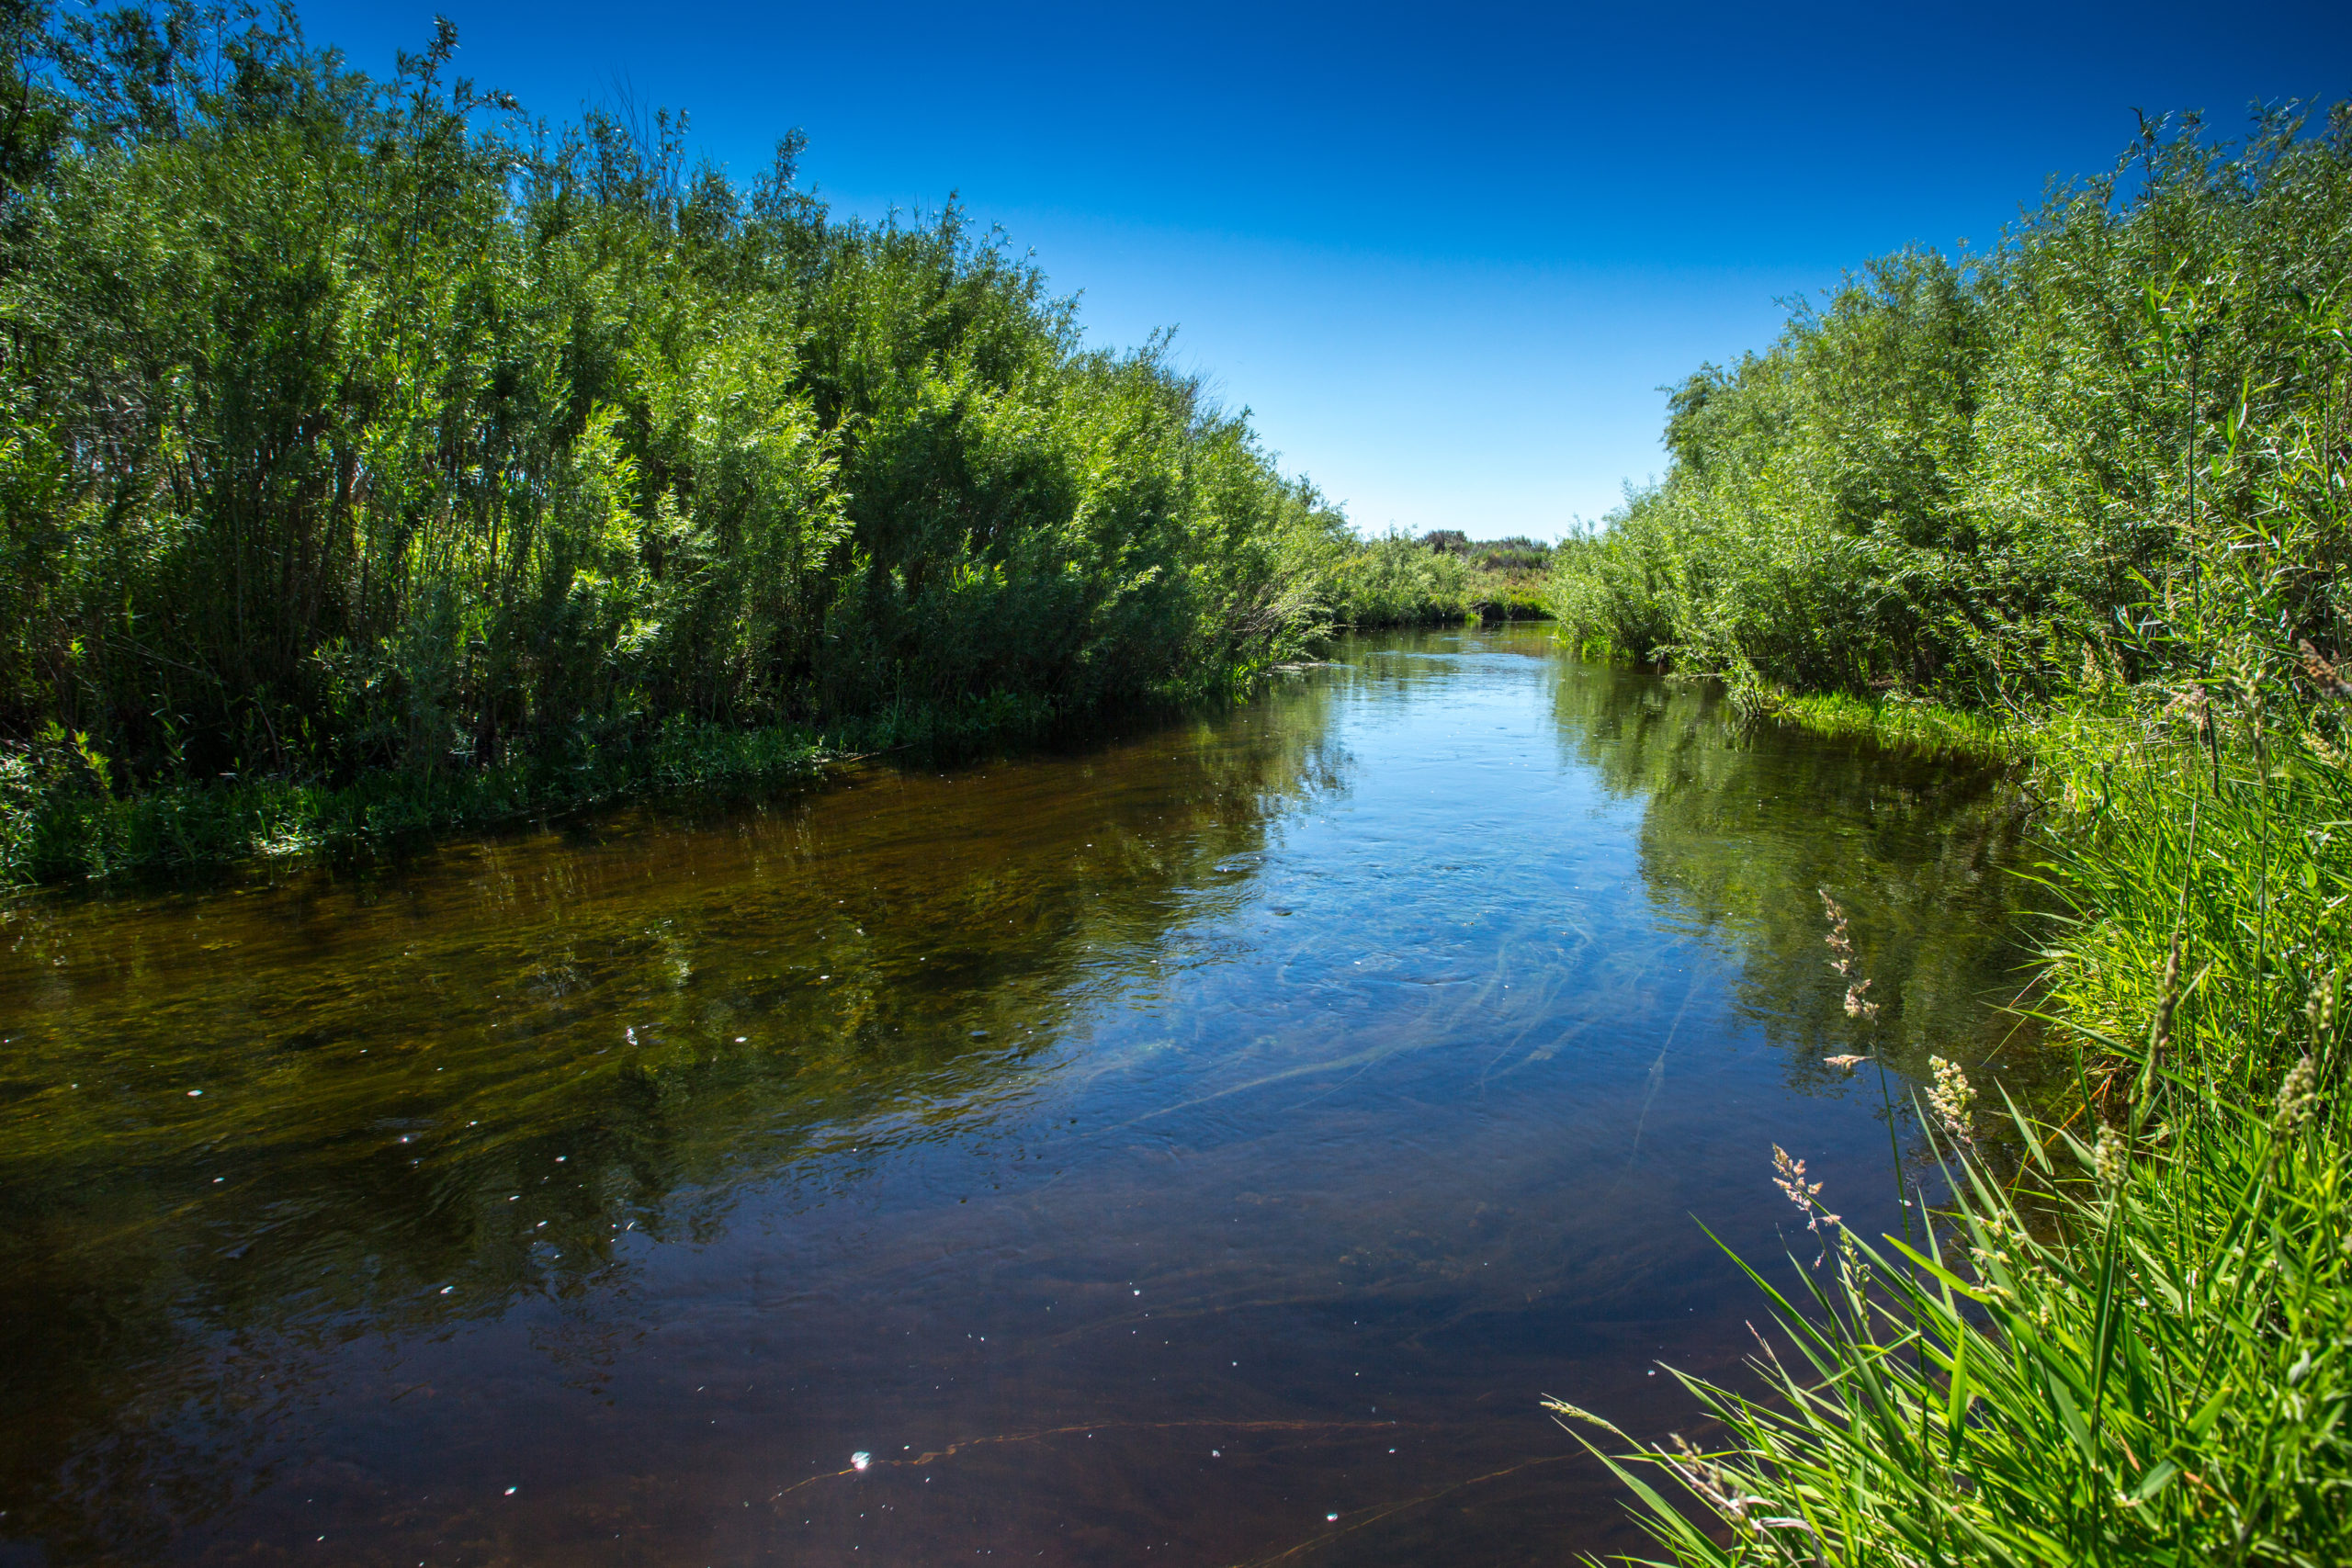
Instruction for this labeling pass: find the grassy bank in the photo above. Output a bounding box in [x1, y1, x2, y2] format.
[1547, 106, 2352, 1565]
[0, 3, 1352, 883]
[1561, 717, 2352, 1568]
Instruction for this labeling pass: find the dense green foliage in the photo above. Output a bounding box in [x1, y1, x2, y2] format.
[1324, 530, 1552, 626]
[1553, 107, 2352, 1568]
[1548, 106, 2352, 708]
[0, 1, 1348, 877]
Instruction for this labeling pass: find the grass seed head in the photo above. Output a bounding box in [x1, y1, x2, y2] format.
[2093, 1122, 2127, 1189]
[2152, 931, 2183, 1061]
[2304, 966, 2338, 1055]
[1927, 1055, 1976, 1145]
[1819, 889, 1858, 976]
[2299, 637, 2352, 698]
[2274, 1054, 2319, 1137]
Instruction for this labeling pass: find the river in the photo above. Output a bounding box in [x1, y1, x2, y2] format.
[0, 626, 2041, 1566]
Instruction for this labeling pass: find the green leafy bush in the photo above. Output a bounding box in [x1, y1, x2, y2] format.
[1322, 529, 1552, 626]
[1548, 107, 2352, 708]
[0, 2, 1350, 876]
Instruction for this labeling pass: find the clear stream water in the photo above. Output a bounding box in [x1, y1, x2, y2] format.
[0, 627, 2041, 1566]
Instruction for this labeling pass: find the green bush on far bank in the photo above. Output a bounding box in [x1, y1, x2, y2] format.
[1323, 530, 1554, 626]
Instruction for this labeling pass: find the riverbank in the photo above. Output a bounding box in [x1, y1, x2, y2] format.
[1747, 686, 2023, 767]
[0, 684, 1211, 885]
[0, 716, 854, 886]
[1544, 107, 2352, 1563]
[1, 6, 1348, 889]
[1564, 715, 2352, 1567]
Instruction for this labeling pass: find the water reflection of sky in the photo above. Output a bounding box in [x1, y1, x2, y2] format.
[0, 626, 2039, 1565]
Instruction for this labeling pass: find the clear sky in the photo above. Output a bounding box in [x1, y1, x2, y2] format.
[299, 1, 2349, 539]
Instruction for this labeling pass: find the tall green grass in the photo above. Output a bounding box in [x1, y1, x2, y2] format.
[1752, 689, 2024, 768]
[1559, 734, 2352, 1566]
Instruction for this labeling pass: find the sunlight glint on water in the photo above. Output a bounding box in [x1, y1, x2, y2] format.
[0, 626, 2037, 1566]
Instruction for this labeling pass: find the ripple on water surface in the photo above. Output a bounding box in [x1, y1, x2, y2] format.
[0, 626, 2043, 1565]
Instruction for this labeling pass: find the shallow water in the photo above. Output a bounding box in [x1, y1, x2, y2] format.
[0, 627, 2041, 1566]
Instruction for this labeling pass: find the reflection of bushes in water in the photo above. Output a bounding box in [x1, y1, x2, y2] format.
[0, 679, 1339, 1557]
[1550, 660, 2044, 1086]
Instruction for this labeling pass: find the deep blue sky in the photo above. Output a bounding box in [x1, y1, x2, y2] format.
[302, 1, 2349, 538]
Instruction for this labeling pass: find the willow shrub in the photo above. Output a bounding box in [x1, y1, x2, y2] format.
[1320, 531, 1554, 626]
[1320, 531, 1476, 626]
[0, 3, 1349, 877]
[1547, 106, 2352, 708]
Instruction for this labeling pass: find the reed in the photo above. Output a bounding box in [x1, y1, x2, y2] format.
[1557, 1042, 2349, 1565]
[1560, 728, 2352, 1565]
